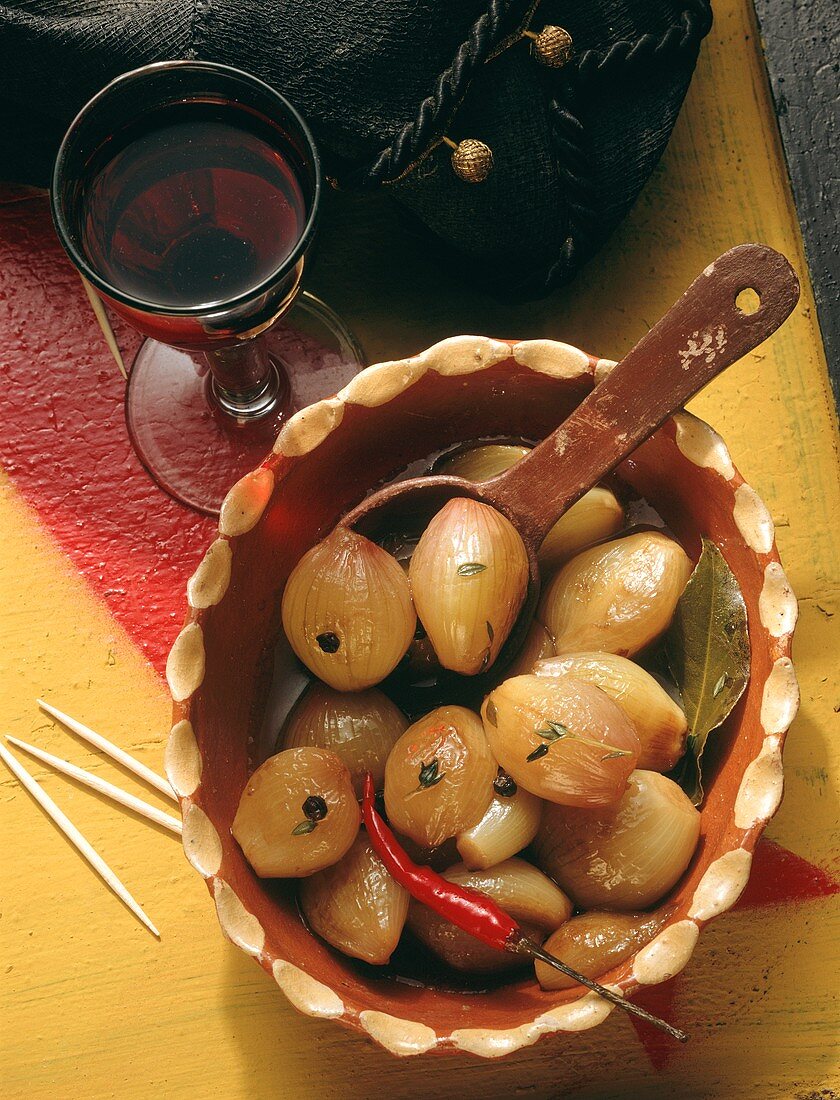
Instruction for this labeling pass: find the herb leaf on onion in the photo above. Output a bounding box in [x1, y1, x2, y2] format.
[457, 562, 487, 577]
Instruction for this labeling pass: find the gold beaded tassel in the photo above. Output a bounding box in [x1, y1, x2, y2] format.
[440, 24, 573, 183]
[442, 136, 495, 183]
[524, 24, 574, 69]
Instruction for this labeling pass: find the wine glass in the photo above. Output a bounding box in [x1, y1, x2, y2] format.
[51, 60, 364, 515]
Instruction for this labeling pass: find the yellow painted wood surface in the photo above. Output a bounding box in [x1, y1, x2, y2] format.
[1, 1, 838, 1096]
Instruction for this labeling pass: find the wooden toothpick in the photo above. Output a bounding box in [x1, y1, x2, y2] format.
[0, 742, 160, 938]
[37, 699, 177, 805]
[80, 275, 128, 380]
[7, 736, 182, 836]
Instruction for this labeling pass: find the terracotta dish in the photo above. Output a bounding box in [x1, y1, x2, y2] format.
[165, 336, 798, 1059]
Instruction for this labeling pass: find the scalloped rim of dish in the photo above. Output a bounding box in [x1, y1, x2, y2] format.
[165, 335, 798, 1059]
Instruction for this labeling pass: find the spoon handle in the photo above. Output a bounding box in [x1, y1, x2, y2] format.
[488, 243, 800, 544]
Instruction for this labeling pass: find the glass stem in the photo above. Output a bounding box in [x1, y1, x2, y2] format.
[206, 338, 290, 419]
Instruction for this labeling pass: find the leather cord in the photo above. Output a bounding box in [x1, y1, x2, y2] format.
[574, 3, 714, 87]
[540, 0, 713, 291]
[339, 0, 522, 189]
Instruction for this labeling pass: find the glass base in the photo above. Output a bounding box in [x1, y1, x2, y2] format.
[125, 292, 364, 516]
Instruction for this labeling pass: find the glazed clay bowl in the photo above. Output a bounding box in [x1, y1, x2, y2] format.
[165, 336, 799, 1059]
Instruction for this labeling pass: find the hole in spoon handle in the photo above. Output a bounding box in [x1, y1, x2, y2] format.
[489, 244, 800, 545]
[619, 243, 800, 399]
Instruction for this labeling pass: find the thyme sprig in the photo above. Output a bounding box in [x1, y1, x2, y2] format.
[415, 757, 446, 791]
[525, 720, 634, 763]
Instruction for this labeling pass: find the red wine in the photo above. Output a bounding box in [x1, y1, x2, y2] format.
[81, 100, 308, 308]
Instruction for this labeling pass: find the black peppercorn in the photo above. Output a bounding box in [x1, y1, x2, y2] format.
[316, 631, 341, 653]
[302, 795, 328, 821]
[493, 771, 518, 798]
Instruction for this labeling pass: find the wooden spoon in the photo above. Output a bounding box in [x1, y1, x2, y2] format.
[345, 244, 799, 691]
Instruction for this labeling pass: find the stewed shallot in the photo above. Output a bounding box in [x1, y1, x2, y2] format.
[535, 909, 670, 991]
[281, 526, 415, 691]
[539, 531, 692, 657]
[455, 772, 543, 870]
[534, 652, 687, 771]
[280, 683, 408, 797]
[384, 705, 496, 848]
[534, 770, 701, 909]
[481, 675, 640, 807]
[409, 497, 528, 675]
[299, 832, 409, 964]
[232, 747, 359, 877]
[537, 486, 625, 574]
[407, 858, 572, 973]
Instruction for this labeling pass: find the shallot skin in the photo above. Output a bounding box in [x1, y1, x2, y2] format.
[300, 833, 409, 965]
[534, 769, 701, 909]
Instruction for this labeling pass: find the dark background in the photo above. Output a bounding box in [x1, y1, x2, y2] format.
[754, 0, 840, 410]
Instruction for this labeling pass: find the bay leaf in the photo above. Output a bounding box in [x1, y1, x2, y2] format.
[665, 538, 750, 805]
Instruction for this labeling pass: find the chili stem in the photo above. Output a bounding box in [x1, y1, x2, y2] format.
[512, 937, 688, 1043]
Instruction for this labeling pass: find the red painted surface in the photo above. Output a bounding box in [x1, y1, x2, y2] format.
[736, 838, 839, 907]
[631, 840, 839, 1068]
[631, 981, 682, 1071]
[0, 185, 215, 673]
[1, 184, 836, 1071]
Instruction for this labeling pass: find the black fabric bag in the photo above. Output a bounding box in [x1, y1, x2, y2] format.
[0, 0, 711, 297]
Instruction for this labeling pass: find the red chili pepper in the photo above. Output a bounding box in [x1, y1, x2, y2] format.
[361, 772, 688, 1044]
[361, 772, 520, 951]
